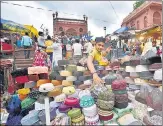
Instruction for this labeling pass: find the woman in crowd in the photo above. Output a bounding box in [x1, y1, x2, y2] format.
[45, 35, 53, 63]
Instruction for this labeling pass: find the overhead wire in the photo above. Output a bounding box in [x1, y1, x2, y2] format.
[1, 1, 117, 24]
[108, 1, 119, 20]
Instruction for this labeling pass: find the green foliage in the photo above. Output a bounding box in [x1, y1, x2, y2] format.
[133, 0, 145, 10]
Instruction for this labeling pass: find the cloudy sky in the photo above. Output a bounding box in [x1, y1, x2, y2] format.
[1, 1, 135, 37]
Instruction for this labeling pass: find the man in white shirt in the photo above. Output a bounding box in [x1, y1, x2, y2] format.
[72, 39, 83, 64]
[83, 40, 93, 55]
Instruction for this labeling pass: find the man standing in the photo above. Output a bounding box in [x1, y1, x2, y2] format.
[21, 32, 32, 59]
[83, 40, 93, 56]
[72, 39, 83, 64]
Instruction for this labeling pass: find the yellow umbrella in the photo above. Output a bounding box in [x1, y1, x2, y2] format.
[24, 25, 38, 37]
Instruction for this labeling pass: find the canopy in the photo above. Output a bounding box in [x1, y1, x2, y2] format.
[1, 18, 28, 34]
[114, 26, 129, 34]
[24, 25, 38, 37]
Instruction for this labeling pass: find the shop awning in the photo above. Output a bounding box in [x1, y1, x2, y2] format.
[114, 26, 129, 34]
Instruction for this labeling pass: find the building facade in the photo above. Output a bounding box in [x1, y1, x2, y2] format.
[53, 12, 88, 37]
[121, 1, 162, 30]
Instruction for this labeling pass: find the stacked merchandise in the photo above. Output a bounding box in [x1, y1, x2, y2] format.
[97, 91, 117, 125]
[119, 49, 162, 125]
[80, 95, 99, 125]
[2, 53, 162, 126]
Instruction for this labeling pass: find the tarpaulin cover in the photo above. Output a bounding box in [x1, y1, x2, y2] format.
[114, 27, 129, 34]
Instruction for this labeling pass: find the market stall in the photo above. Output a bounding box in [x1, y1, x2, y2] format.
[1, 47, 162, 125]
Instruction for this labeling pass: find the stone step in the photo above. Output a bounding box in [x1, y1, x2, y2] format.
[16, 63, 33, 69]
[15, 58, 33, 64]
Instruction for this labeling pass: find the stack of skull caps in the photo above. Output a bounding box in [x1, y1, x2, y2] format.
[79, 90, 100, 125]
[68, 108, 85, 125]
[97, 91, 115, 121]
[111, 79, 128, 109]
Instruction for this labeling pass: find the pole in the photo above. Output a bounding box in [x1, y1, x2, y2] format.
[44, 97, 50, 125]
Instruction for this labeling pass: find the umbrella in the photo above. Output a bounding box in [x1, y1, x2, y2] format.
[1, 18, 29, 33]
[24, 25, 38, 37]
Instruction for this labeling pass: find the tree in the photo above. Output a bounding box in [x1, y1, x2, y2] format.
[133, 0, 145, 10]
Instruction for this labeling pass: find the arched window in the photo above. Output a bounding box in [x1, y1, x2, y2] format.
[79, 28, 83, 32]
[137, 21, 139, 30]
[144, 16, 147, 28]
[59, 27, 63, 31]
[153, 11, 161, 25]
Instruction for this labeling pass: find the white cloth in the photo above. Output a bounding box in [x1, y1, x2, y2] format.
[38, 36, 45, 46]
[66, 44, 72, 51]
[48, 43, 62, 67]
[84, 42, 93, 53]
[72, 43, 83, 56]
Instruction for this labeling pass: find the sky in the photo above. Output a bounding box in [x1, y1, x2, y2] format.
[1, 1, 135, 37]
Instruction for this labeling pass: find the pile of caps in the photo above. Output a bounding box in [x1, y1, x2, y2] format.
[4, 48, 162, 126]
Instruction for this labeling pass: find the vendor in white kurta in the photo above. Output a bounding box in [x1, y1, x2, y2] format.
[47, 37, 62, 68]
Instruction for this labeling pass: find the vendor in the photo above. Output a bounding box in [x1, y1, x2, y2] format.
[87, 37, 111, 85]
